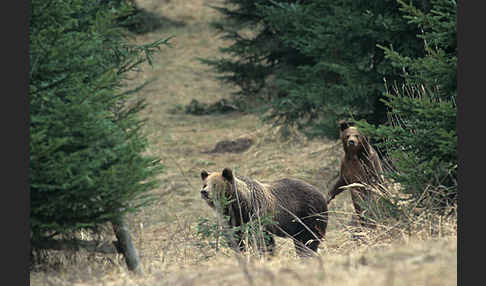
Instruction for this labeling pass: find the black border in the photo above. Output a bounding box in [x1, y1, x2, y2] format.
[3, 1, 31, 286]
[457, 1, 477, 286]
[456, 1, 462, 285]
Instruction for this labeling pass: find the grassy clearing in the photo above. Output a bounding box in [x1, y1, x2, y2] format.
[30, 0, 457, 285]
[30, 232, 457, 286]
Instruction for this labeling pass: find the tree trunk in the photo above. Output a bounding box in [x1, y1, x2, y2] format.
[111, 216, 143, 275]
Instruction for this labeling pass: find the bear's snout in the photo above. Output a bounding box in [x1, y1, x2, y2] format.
[201, 189, 209, 199]
[347, 139, 357, 146]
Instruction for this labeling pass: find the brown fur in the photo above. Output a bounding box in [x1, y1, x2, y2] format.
[327, 120, 384, 228]
[200, 168, 328, 257]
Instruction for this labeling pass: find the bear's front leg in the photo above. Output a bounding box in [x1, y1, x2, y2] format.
[227, 229, 246, 252]
[350, 188, 376, 229]
[327, 177, 346, 204]
[261, 231, 276, 256]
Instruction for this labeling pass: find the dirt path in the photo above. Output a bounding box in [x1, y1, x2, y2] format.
[121, 0, 360, 269]
[130, 0, 346, 231]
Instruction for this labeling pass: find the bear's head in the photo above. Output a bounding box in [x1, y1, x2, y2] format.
[200, 168, 235, 209]
[339, 120, 371, 156]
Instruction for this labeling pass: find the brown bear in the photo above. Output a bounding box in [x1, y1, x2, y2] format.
[327, 120, 385, 228]
[200, 168, 328, 257]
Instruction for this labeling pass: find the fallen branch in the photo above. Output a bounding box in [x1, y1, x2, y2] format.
[338, 182, 395, 198]
[338, 182, 367, 190]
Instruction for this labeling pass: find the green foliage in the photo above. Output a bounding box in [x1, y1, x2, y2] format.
[196, 215, 238, 251]
[204, 0, 427, 138]
[239, 214, 277, 247]
[378, 0, 456, 98]
[196, 214, 277, 253]
[196, 193, 277, 254]
[357, 0, 457, 210]
[30, 0, 169, 241]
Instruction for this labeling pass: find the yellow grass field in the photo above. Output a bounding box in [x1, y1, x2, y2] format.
[30, 1, 457, 285]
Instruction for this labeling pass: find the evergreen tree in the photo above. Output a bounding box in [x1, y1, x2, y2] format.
[204, 0, 427, 138]
[357, 0, 457, 210]
[30, 0, 168, 242]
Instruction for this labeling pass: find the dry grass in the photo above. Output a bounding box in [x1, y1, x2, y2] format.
[30, 0, 457, 285]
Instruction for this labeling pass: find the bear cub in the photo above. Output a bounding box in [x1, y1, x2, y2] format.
[327, 120, 385, 228]
[200, 168, 328, 257]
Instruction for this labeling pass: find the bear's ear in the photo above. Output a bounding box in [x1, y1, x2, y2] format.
[221, 168, 234, 182]
[338, 120, 355, 131]
[338, 120, 350, 131]
[201, 170, 209, 180]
